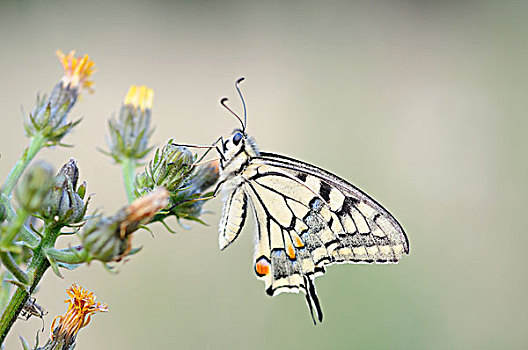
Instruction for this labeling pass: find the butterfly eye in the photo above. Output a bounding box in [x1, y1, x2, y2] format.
[233, 132, 243, 145]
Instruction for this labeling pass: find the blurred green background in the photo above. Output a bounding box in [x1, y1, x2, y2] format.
[1, 0, 527, 349]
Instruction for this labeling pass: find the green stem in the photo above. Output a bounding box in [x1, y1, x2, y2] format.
[121, 157, 137, 203]
[45, 246, 88, 265]
[1, 133, 46, 197]
[0, 223, 61, 345]
[0, 208, 29, 247]
[0, 195, 38, 247]
[0, 252, 29, 285]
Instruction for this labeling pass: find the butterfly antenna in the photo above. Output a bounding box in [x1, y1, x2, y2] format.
[220, 97, 244, 130]
[235, 77, 247, 131]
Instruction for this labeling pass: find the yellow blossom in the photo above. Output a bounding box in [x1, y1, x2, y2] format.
[51, 284, 108, 342]
[124, 85, 154, 112]
[56, 50, 96, 92]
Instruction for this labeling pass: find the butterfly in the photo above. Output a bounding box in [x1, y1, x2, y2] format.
[199, 78, 408, 324]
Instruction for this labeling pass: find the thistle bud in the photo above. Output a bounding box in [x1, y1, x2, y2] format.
[136, 142, 194, 196]
[14, 161, 54, 212]
[78, 214, 129, 263]
[105, 85, 154, 162]
[171, 161, 219, 220]
[79, 188, 169, 262]
[24, 51, 95, 144]
[41, 159, 88, 225]
[188, 160, 219, 194]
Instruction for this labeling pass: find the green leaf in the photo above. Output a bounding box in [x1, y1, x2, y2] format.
[19, 335, 30, 350]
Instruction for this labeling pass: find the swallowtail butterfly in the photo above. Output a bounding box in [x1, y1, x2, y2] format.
[202, 78, 408, 324]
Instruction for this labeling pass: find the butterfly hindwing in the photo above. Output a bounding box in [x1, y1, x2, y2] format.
[219, 185, 248, 250]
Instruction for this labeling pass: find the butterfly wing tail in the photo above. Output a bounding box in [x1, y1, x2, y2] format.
[304, 275, 323, 324]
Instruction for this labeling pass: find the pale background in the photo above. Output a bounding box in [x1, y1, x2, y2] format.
[1, 1, 526, 349]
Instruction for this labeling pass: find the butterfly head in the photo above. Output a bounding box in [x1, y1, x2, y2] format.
[221, 128, 259, 160]
[218, 78, 260, 164]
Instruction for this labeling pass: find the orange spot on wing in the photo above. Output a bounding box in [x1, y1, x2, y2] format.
[293, 236, 304, 248]
[287, 245, 296, 260]
[255, 259, 270, 276]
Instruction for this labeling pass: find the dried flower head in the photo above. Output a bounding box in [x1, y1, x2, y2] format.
[79, 187, 169, 262]
[56, 50, 96, 93]
[121, 186, 169, 238]
[49, 284, 107, 347]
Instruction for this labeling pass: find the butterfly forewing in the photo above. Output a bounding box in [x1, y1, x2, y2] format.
[253, 152, 409, 259]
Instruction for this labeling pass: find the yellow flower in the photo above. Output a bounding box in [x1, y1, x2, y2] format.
[56, 50, 96, 92]
[124, 85, 154, 112]
[51, 284, 108, 342]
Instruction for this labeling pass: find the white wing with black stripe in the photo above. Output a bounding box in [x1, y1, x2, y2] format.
[214, 80, 408, 325]
[217, 130, 408, 324]
[229, 152, 408, 323]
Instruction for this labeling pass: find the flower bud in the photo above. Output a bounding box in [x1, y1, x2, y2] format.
[14, 161, 55, 212]
[188, 160, 219, 194]
[41, 159, 87, 225]
[80, 188, 168, 262]
[105, 85, 154, 162]
[24, 51, 95, 144]
[79, 214, 128, 263]
[136, 142, 194, 196]
[172, 161, 219, 220]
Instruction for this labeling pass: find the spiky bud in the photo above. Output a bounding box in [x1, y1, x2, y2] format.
[105, 85, 154, 162]
[79, 188, 169, 262]
[24, 51, 94, 144]
[14, 161, 55, 212]
[136, 142, 194, 195]
[41, 159, 88, 225]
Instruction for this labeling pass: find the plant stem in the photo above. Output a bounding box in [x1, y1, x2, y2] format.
[0, 196, 38, 248]
[0, 208, 29, 247]
[45, 246, 88, 264]
[0, 223, 61, 345]
[1, 133, 46, 197]
[121, 157, 137, 203]
[0, 252, 29, 285]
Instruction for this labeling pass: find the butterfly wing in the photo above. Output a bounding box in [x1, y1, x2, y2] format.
[219, 185, 248, 250]
[238, 152, 408, 323]
[254, 152, 409, 257]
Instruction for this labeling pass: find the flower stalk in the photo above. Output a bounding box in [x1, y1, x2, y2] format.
[121, 157, 137, 203]
[0, 222, 61, 344]
[1, 132, 46, 198]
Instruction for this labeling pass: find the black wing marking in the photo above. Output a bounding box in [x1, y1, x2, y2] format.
[253, 152, 409, 253]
